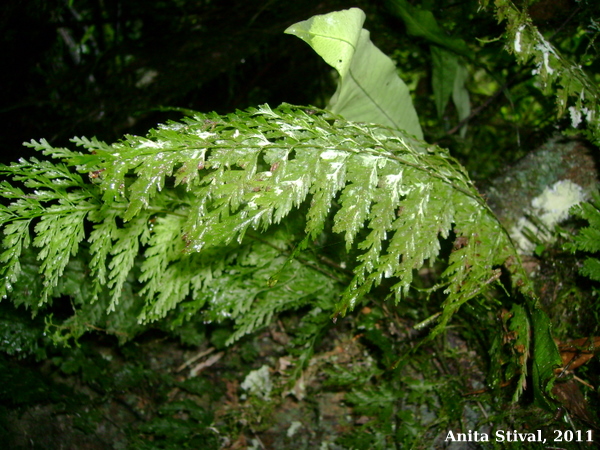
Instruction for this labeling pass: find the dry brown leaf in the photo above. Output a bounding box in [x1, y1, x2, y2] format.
[557, 336, 600, 371]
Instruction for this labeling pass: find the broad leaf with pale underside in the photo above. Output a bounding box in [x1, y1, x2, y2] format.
[285, 8, 423, 140]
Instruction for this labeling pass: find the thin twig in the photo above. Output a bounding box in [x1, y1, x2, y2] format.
[176, 347, 215, 372]
[441, 69, 531, 140]
[444, 85, 506, 137]
[548, 6, 581, 42]
[189, 351, 224, 377]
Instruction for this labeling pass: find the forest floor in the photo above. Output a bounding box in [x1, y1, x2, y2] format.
[1, 303, 491, 449]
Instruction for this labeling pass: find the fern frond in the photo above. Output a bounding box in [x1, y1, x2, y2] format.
[0, 104, 529, 342]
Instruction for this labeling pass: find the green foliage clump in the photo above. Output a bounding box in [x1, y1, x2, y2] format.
[135, 400, 219, 449]
[488, 0, 600, 137]
[566, 192, 600, 281]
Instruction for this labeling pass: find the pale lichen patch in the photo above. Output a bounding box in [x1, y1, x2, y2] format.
[241, 365, 273, 400]
[510, 180, 586, 254]
[514, 24, 526, 53]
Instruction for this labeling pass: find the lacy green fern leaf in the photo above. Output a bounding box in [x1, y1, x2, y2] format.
[0, 104, 530, 343]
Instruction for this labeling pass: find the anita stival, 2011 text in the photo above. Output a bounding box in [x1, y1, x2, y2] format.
[444, 429, 594, 443]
